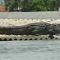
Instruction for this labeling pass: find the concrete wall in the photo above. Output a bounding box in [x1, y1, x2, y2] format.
[0, 12, 60, 19]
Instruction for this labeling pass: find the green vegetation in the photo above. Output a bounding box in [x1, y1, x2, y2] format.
[31, 0, 60, 11]
[5, 0, 19, 11]
[5, 0, 60, 11]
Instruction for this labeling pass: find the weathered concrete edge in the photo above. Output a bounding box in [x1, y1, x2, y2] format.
[0, 35, 59, 41]
[0, 12, 60, 19]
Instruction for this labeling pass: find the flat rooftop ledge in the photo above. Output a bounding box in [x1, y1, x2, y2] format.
[0, 12, 60, 19]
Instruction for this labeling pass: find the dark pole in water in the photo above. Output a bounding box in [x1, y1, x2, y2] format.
[48, 29, 54, 39]
[49, 34, 54, 39]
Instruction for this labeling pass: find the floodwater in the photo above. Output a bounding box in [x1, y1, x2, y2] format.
[0, 40, 60, 60]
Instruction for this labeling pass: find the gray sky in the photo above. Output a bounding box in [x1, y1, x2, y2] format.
[0, 0, 4, 4]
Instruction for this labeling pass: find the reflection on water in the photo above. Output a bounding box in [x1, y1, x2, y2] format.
[0, 41, 60, 60]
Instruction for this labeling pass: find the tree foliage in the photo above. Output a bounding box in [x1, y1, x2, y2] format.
[30, 0, 60, 11]
[5, 0, 60, 11]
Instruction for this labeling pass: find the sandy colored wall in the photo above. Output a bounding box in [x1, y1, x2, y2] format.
[0, 19, 60, 27]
